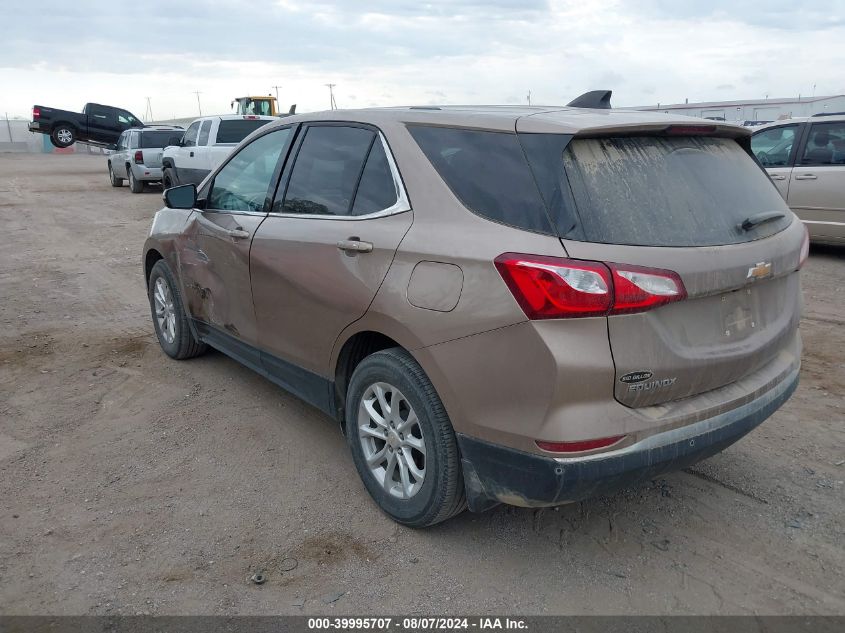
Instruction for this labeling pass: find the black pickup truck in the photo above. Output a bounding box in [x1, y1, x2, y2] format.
[29, 103, 144, 149]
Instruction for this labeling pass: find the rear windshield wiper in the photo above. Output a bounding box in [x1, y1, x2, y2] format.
[740, 211, 786, 231]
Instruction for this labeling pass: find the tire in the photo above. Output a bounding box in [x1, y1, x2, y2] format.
[346, 348, 466, 527]
[128, 167, 144, 193]
[147, 260, 207, 360]
[108, 162, 123, 187]
[50, 124, 75, 148]
[162, 167, 176, 189]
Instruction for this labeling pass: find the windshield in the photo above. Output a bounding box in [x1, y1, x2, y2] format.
[562, 136, 792, 247]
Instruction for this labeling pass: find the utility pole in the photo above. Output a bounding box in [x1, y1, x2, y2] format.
[272, 85, 282, 103]
[144, 97, 154, 122]
[325, 83, 337, 110]
[193, 91, 203, 116]
[527, 90, 532, 106]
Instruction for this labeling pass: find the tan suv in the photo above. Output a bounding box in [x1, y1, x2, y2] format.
[143, 93, 807, 527]
[751, 113, 845, 244]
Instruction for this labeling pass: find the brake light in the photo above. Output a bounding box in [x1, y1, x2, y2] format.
[243, 115, 259, 120]
[32, 107, 41, 119]
[536, 434, 626, 454]
[665, 125, 717, 135]
[134, 150, 143, 164]
[798, 225, 810, 269]
[495, 253, 687, 319]
[494, 254, 611, 319]
[607, 263, 686, 313]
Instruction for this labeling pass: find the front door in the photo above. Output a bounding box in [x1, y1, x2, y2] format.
[250, 124, 413, 390]
[750, 122, 803, 199]
[788, 120, 845, 243]
[180, 126, 294, 357]
[172, 121, 205, 186]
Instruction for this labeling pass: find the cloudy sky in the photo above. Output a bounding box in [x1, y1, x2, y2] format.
[1, 0, 844, 120]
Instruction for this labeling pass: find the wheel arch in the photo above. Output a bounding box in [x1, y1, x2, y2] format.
[144, 248, 164, 285]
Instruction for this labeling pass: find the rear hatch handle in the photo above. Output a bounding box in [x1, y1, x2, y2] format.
[739, 211, 786, 232]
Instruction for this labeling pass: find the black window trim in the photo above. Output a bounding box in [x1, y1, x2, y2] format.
[268, 121, 411, 221]
[202, 123, 299, 217]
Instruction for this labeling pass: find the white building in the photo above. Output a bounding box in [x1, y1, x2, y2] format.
[635, 95, 845, 123]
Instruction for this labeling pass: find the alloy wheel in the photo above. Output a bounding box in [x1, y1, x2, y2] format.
[153, 277, 176, 344]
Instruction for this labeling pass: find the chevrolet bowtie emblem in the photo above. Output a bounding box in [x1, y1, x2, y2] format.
[747, 261, 773, 280]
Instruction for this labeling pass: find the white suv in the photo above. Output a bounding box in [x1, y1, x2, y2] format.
[108, 126, 184, 193]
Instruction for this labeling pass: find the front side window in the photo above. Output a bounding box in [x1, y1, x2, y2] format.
[800, 122, 845, 166]
[208, 128, 291, 213]
[280, 125, 376, 216]
[182, 121, 200, 147]
[751, 125, 799, 166]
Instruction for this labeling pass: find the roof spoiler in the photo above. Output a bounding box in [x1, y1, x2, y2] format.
[567, 90, 612, 110]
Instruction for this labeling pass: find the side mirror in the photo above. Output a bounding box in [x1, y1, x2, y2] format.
[163, 184, 197, 209]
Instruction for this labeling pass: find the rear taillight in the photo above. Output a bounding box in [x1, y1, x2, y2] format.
[32, 107, 41, 119]
[134, 150, 143, 164]
[243, 115, 259, 120]
[495, 253, 687, 319]
[798, 225, 810, 269]
[536, 434, 626, 454]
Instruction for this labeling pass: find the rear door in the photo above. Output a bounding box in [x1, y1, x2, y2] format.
[172, 121, 206, 185]
[250, 123, 412, 382]
[750, 122, 803, 199]
[557, 134, 803, 408]
[787, 120, 845, 243]
[113, 131, 131, 177]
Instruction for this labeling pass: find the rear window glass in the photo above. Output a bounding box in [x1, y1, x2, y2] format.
[139, 131, 182, 148]
[217, 119, 272, 144]
[409, 126, 553, 234]
[351, 139, 398, 216]
[563, 136, 792, 246]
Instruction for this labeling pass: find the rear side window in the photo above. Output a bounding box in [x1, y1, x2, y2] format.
[351, 139, 398, 216]
[280, 125, 375, 216]
[563, 136, 792, 246]
[410, 126, 552, 234]
[198, 120, 212, 146]
[800, 122, 845, 166]
[217, 119, 273, 144]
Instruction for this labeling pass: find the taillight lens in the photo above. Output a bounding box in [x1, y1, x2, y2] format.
[134, 150, 143, 164]
[798, 225, 810, 269]
[494, 254, 611, 319]
[608, 263, 686, 314]
[32, 107, 41, 119]
[536, 434, 626, 454]
[495, 253, 687, 319]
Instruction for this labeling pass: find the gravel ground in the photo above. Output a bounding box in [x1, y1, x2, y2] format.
[0, 154, 843, 616]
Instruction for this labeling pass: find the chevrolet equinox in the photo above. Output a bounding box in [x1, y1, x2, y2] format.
[143, 92, 806, 527]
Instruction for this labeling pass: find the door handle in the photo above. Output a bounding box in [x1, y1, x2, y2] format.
[224, 228, 250, 239]
[769, 175, 786, 181]
[336, 239, 373, 253]
[189, 151, 195, 157]
[795, 174, 817, 180]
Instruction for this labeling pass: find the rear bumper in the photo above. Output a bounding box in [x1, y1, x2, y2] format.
[28, 122, 43, 132]
[131, 164, 163, 181]
[457, 367, 799, 512]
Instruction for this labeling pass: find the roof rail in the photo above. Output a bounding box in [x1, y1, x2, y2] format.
[811, 111, 845, 117]
[567, 90, 612, 110]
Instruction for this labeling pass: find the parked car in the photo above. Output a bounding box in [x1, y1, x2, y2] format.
[143, 98, 806, 527]
[29, 103, 144, 149]
[160, 114, 275, 188]
[108, 126, 184, 193]
[751, 113, 845, 244]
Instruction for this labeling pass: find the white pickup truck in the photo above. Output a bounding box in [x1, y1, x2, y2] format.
[161, 114, 275, 188]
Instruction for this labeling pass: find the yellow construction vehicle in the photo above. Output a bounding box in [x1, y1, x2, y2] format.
[231, 95, 296, 117]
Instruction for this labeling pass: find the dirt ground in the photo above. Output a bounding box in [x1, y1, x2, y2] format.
[0, 153, 843, 616]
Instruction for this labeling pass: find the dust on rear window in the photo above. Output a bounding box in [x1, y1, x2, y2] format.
[562, 136, 792, 247]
